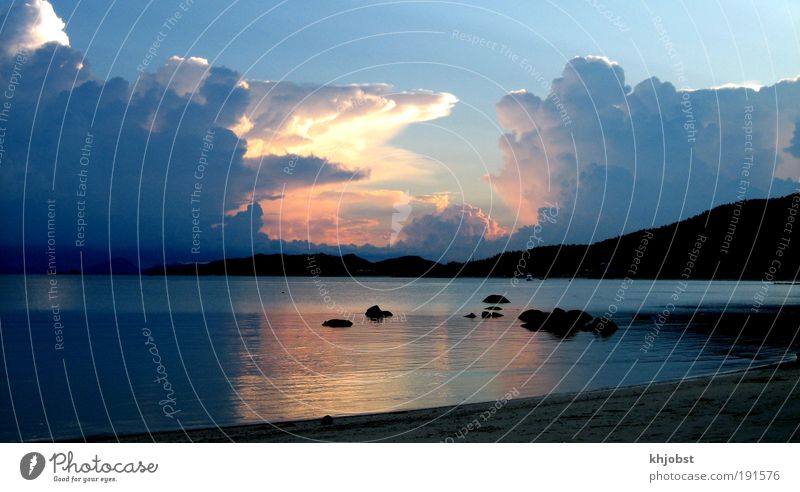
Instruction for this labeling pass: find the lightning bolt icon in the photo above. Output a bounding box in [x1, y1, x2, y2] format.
[28, 455, 37, 476]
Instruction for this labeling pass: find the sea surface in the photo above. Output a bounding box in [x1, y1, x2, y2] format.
[1, 274, 797, 441]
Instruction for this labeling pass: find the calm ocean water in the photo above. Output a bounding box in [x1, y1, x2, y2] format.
[1, 274, 797, 441]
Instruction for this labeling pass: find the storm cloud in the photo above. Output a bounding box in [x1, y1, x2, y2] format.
[492, 56, 800, 245]
[0, 1, 453, 271]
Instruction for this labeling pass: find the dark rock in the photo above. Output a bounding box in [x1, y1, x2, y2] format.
[322, 319, 353, 328]
[633, 313, 651, 321]
[365, 305, 393, 320]
[484, 306, 503, 311]
[518, 309, 547, 326]
[482, 311, 504, 318]
[365, 305, 382, 319]
[321, 415, 334, 426]
[464, 313, 477, 318]
[566, 309, 594, 327]
[542, 309, 579, 337]
[482, 294, 510, 304]
[521, 309, 619, 338]
[520, 308, 583, 337]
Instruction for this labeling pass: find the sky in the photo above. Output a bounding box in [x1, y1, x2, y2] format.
[0, 0, 799, 270]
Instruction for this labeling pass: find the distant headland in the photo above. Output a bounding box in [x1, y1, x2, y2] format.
[149, 193, 799, 281]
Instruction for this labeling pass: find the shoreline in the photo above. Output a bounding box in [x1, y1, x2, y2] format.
[81, 360, 800, 443]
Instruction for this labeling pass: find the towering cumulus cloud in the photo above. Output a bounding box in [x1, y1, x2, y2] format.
[393, 202, 508, 262]
[0, 1, 457, 271]
[0, 0, 69, 55]
[493, 56, 800, 245]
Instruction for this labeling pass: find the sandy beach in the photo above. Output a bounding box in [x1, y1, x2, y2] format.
[91, 361, 800, 443]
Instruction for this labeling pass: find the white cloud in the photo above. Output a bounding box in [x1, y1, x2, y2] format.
[492, 56, 800, 245]
[393, 203, 507, 261]
[0, 0, 69, 54]
[237, 81, 457, 181]
[146, 55, 211, 97]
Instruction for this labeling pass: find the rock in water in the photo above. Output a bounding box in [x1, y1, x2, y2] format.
[322, 319, 353, 328]
[321, 415, 334, 426]
[519, 309, 582, 336]
[566, 309, 594, 327]
[365, 305, 393, 320]
[518, 309, 546, 326]
[482, 294, 510, 304]
[365, 305, 382, 318]
[484, 306, 503, 311]
[464, 313, 477, 318]
[482, 311, 504, 318]
[540, 309, 577, 337]
[520, 308, 616, 337]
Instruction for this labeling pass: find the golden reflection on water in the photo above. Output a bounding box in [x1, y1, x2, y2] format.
[179, 276, 795, 425]
[229, 307, 552, 423]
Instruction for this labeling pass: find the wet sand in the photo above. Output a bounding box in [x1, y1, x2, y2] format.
[88, 361, 800, 443]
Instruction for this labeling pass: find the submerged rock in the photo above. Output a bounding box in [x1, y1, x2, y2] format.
[322, 319, 353, 328]
[482, 294, 510, 304]
[482, 311, 504, 318]
[543, 309, 579, 337]
[518, 309, 547, 326]
[565, 309, 594, 327]
[520, 308, 601, 338]
[365, 305, 393, 320]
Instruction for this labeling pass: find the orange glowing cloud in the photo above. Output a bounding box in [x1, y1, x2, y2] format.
[135, 58, 462, 247]
[236, 82, 457, 181]
[219, 81, 459, 246]
[260, 186, 412, 246]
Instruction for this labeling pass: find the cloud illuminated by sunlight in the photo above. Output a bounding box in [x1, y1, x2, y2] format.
[260, 186, 411, 246]
[1, 0, 69, 54]
[237, 82, 457, 181]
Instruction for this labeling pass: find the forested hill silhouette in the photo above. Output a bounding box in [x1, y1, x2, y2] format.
[152, 193, 800, 280]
